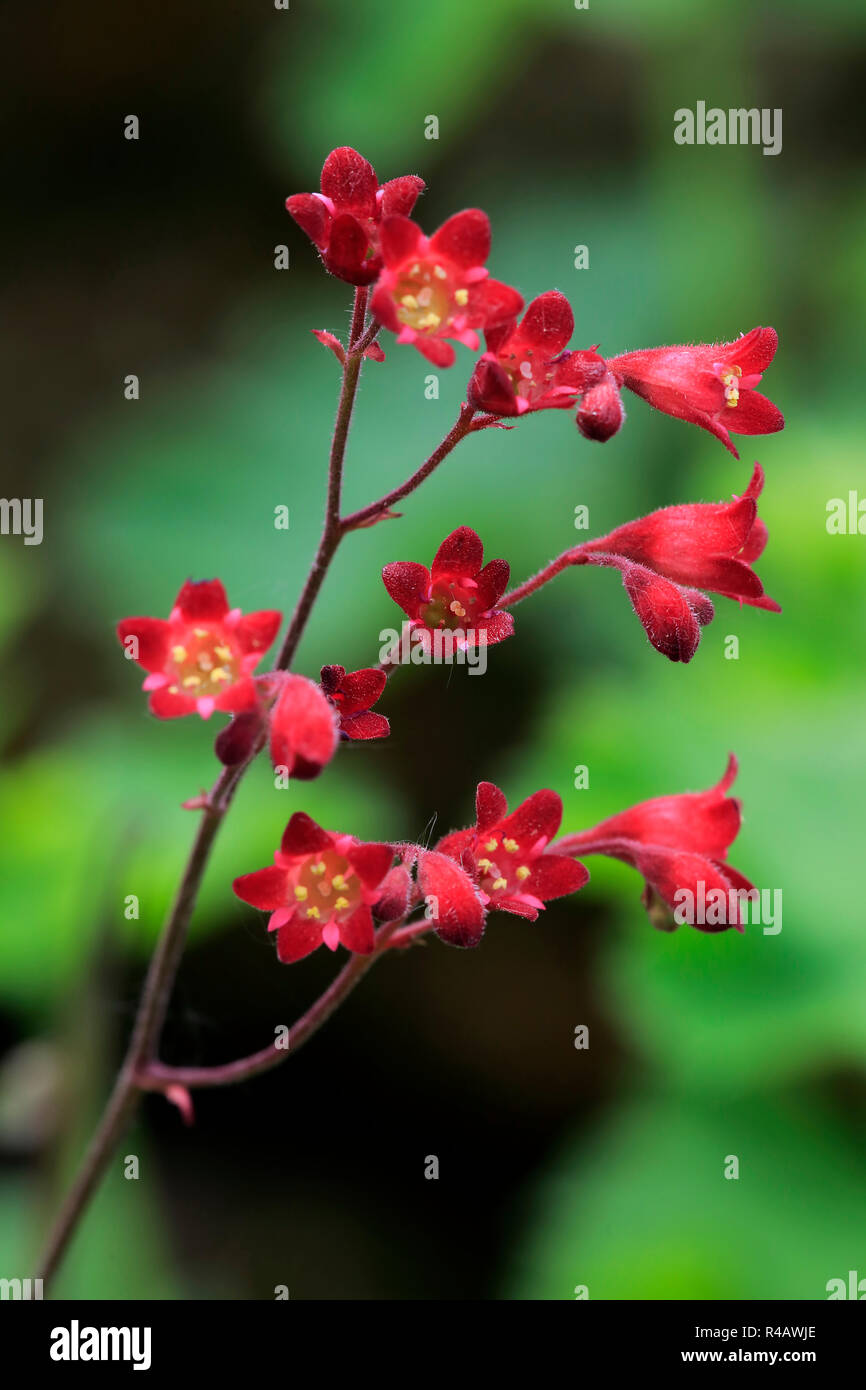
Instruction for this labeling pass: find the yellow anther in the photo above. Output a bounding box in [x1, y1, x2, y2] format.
[492, 877, 508, 892]
[485, 838, 498, 852]
[194, 628, 210, 638]
[215, 644, 232, 661]
[454, 288, 469, 306]
[516, 865, 531, 881]
[503, 838, 519, 853]
[305, 906, 320, 920]
[294, 885, 308, 901]
[310, 862, 326, 877]
[334, 896, 349, 911]
[171, 645, 187, 663]
[182, 674, 202, 687]
[210, 666, 230, 682]
[433, 264, 447, 279]
[449, 600, 466, 618]
[401, 293, 419, 310]
[332, 874, 347, 890]
[417, 312, 441, 329]
[168, 685, 179, 694]
[477, 858, 493, 872]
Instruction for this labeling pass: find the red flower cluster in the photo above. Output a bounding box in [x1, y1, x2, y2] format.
[286, 146, 424, 285]
[117, 580, 281, 721]
[383, 525, 513, 650]
[575, 463, 780, 662]
[370, 210, 523, 366]
[553, 756, 753, 932]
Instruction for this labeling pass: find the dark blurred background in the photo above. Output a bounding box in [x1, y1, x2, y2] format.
[1, 0, 865, 1298]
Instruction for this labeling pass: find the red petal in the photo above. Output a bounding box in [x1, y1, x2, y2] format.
[435, 827, 475, 865]
[174, 579, 230, 623]
[429, 209, 491, 268]
[148, 686, 196, 719]
[268, 675, 339, 777]
[417, 850, 486, 948]
[498, 789, 563, 848]
[234, 609, 282, 655]
[346, 841, 394, 889]
[280, 811, 332, 858]
[320, 146, 378, 217]
[380, 175, 424, 218]
[475, 610, 514, 645]
[728, 326, 778, 375]
[276, 917, 324, 963]
[339, 905, 376, 954]
[324, 214, 373, 285]
[233, 865, 288, 911]
[727, 390, 784, 436]
[475, 557, 510, 609]
[382, 561, 430, 616]
[476, 781, 508, 833]
[332, 666, 386, 715]
[517, 291, 574, 354]
[285, 193, 329, 247]
[116, 616, 171, 672]
[413, 336, 456, 368]
[373, 865, 412, 921]
[526, 854, 589, 901]
[467, 357, 518, 416]
[379, 214, 423, 267]
[431, 526, 484, 580]
[214, 675, 260, 715]
[468, 277, 524, 328]
[341, 711, 390, 740]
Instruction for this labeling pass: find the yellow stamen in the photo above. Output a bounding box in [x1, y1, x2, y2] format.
[210, 666, 230, 682]
[416, 311, 441, 329]
[492, 877, 508, 892]
[310, 862, 326, 877]
[334, 896, 349, 910]
[433, 264, 446, 279]
[294, 885, 308, 901]
[215, 644, 232, 661]
[516, 865, 531, 881]
[305, 906, 320, 919]
[332, 874, 347, 890]
[503, 838, 518, 853]
[182, 674, 201, 687]
[485, 838, 498, 852]
[477, 858, 493, 872]
[194, 628, 210, 638]
[454, 288, 469, 306]
[171, 645, 187, 663]
[449, 600, 466, 618]
[401, 294, 419, 310]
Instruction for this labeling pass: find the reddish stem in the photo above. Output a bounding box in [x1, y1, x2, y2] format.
[500, 545, 588, 607]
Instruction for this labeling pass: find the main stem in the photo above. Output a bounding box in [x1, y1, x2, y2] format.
[37, 289, 371, 1290]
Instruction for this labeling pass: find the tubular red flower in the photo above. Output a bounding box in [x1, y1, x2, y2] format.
[320, 664, 390, 741]
[286, 146, 424, 286]
[436, 781, 589, 923]
[608, 326, 783, 458]
[382, 525, 514, 650]
[370, 210, 523, 366]
[117, 579, 281, 721]
[233, 813, 395, 963]
[552, 755, 753, 931]
[268, 674, 339, 780]
[575, 463, 780, 661]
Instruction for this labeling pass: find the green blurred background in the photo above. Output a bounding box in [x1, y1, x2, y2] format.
[1, 0, 865, 1299]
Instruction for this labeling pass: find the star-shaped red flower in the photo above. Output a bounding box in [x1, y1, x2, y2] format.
[382, 526, 513, 651]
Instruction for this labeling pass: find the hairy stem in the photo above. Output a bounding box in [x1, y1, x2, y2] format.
[500, 545, 587, 607]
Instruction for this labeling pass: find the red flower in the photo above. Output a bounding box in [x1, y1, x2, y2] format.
[117, 580, 281, 721]
[607, 326, 783, 458]
[320, 664, 390, 741]
[575, 369, 626, 442]
[233, 813, 395, 963]
[467, 292, 604, 415]
[382, 525, 514, 650]
[370, 210, 523, 366]
[436, 781, 589, 922]
[268, 674, 339, 780]
[552, 755, 754, 931]
[575, 463, 780, 662]
[286, 146, 424, 286]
